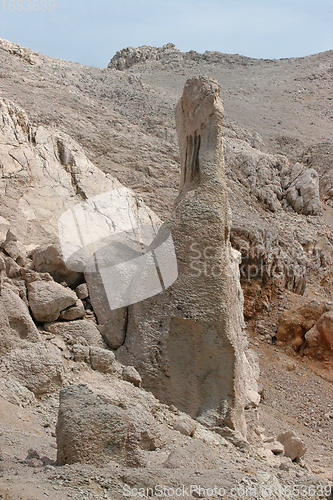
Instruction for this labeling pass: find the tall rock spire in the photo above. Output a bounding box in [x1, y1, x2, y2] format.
[118, 76, 259, 435]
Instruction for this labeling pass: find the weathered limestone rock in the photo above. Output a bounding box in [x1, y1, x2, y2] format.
[27, 280, 77, 322]
[89, 346, 116, 373]
[32, 244, 83, 288]
[59, 299, 85, 320]
[44, 320, 104, 347]
[173, 414, 197, 436]
[0, 376, 36, 407]
[0, 285, 41, 357]
[3, 255, 21, 278]
[1, 286, 41, 342]
[0, 216, 10, 242]
[85, 272, 128, 349]
[75, 283, 89, 300]
[117, 76, 258, 435]
[281, 163, 322, 215]
[0, 343, 64, 396]
[122, 365, 142, 387]
[3, 231, 27, 266]
[71, 344, 90, 363]
[0, 98, 121, 248]
[56, 385, 140, 467]
[276, 431, 306, 461]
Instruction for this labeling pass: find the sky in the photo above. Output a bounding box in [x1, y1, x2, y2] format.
[0, 0, 333, 68]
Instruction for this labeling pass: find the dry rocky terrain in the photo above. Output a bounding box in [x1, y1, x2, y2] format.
[0, 39, 332, 499]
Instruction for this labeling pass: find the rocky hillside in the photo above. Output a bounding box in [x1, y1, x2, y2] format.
[0, 39, 333, 499]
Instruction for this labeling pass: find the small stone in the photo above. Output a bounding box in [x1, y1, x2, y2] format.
[122, 366, 142, 387]
[76, 283, 89, 300]
[90, 347, 116, 373]
[173, 415, 197, 436]
[286, 360, 296, 371]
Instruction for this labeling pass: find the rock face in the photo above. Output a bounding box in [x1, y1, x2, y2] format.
[0, 98, 121, 248]
[118, 76, 258, 435]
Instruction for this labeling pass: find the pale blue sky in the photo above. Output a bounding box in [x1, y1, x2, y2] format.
[1, 0, 333, 67]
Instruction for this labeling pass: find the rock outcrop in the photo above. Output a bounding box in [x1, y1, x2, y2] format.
[277, 300, 333, 357]
[108, 43, 181, 71]
[117, 76, 259, 435]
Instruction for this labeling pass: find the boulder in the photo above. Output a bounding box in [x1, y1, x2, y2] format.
[89, 346, 116, 373]
[305, 324, 321, 348]
[56, 384, 140, 467]
[71, 344, 90, 363]
[163, 440, 223, 469]
[117, 76, 257, 435]
[0, 376, 36, 407]
[276, 431, 306, 461]
[28, 280, 77, 322]
[32, 244, 83, 288]
[0, 343, 64, 396]
[0, 299, 17, 357]
[44, 320, 104, 347]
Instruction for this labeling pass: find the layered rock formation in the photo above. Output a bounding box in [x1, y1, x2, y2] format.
[118, 76, 259, 435]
